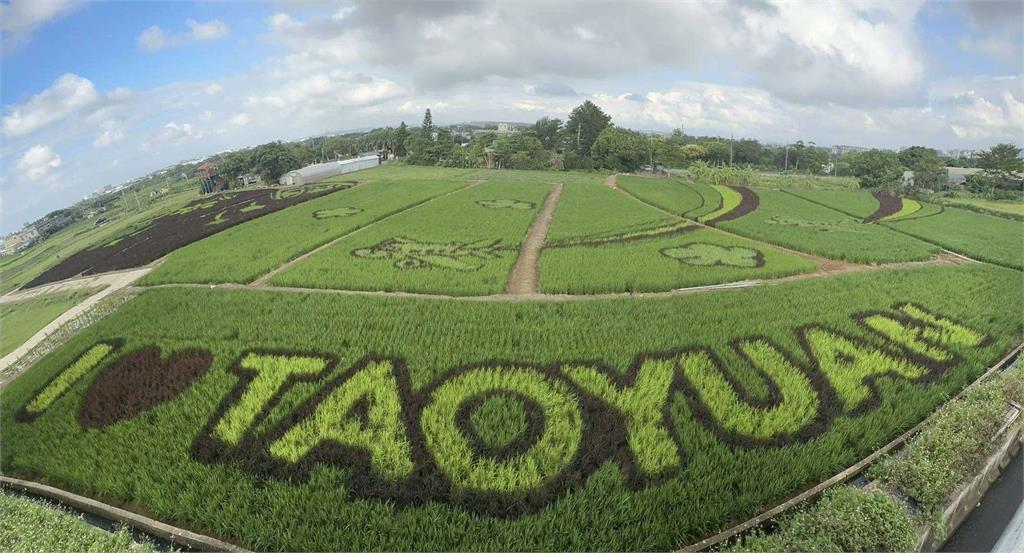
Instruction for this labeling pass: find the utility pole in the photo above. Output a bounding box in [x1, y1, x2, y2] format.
[729, 134, 734, 167]
[577, 122, 582, 149]
[784, 146, 789, 173]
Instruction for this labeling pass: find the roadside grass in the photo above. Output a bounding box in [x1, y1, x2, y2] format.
[269, 180, 551, 295]
[0, 288, 102, 358]
[141, 178, 465, 285]
[720, 189, 938, 263]
[0, 491, 156, 553]
[936, 197, 1024, 219]
[547, 181, 674, 243]
[1, 262, 1020, 551]
[883, 206, 1024, 269]
[538, 227, 818, 294]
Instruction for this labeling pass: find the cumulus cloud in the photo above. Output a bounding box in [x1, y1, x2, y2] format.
[160, 121, 203, 142]
[0, 0, 79, 52]
[16, 144, 62, 180]
[263, 0, 926, 107]
[230, 113, 250, 126]
[958, 35, 1023, 66]
[138, 18, 230, 52]
[93, 121, 125, 147]
[3, 73, 98, 137]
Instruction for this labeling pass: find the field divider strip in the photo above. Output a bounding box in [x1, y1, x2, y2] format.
[505, 183, 563, 295]
[0, 475, 250, 552]
[250, 181, 482, 286]
[679, 339, 1024, 552]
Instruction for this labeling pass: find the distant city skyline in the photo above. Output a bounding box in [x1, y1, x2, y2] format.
[2, 0, 1022, 232]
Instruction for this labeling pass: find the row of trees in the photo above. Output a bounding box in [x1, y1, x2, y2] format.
[207, 102, 1022, 194]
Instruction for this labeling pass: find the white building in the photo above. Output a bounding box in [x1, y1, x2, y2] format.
[279, 154, 380, 186]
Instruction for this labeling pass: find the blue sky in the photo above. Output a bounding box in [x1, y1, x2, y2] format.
[2, 0, 1022, 232]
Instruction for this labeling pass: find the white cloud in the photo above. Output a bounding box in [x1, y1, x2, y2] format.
[205, 83, 224, 96]
[160, 121, 203, 142]
[0, 0, 79, 52]
[230, 113, 250, 126]
[16, 144, 62, 181]
[93, 120, 125, 147]
[957, 35, 1022, 66]
[263, 0, 926, 107]
[138, 18, 230, 52]
[186, 19, 229, 41]
[3, 73, 98, 137]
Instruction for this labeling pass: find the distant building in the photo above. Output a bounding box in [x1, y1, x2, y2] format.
[831, 145, 870, 156]
[236, 174, 263, 187]
[496, 122, 517, 133]
[279, 154, 381, 186]
[2, 226, 41, 255]
[945, 167, 984, 187]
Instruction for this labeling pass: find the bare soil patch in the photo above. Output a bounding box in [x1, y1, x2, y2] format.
[864, 190, 902, 223]
[707, 186, 759, 225]
[506, 183, 563, 295]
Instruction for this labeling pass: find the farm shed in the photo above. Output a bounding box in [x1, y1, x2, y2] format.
[279, 154, 380, 186]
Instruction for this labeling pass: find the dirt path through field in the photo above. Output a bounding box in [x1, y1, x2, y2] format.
[506, 183, 563, 295]
[144, 250, 964, 303]
[0, 267, 152, 372]
[0, 266, 151, 303]
[250, 180, 483, 286]
[604, 173, 620, 187]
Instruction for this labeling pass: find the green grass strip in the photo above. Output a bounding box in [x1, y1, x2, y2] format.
[24, 343, 114, 414]
[698, 185, 742, 223]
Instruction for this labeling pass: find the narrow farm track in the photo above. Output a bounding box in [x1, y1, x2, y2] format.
[506, 183, 563, 295]
[0, 267, 152, 372]
[249, 180, 483, 286]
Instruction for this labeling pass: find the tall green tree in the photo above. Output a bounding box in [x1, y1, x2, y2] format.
[251, 142, 300, 182]
[532, 117, 563, 150]
[395, 122, 409, 157]
[849, 149, 903, 189]
[978, 143, 1023, 189]
[898, 146, 946, 190]
[591, 127, 648, 172]
[564, 100, 612, 157]
[421, 109, 434, 139]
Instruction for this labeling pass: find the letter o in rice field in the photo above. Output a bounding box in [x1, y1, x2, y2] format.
[420, 366, 583, 494]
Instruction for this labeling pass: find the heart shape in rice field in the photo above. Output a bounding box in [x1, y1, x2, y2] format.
[79, 346, 213, 429]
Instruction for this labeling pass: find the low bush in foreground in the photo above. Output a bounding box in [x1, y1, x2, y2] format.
[0, 491, 155, 553]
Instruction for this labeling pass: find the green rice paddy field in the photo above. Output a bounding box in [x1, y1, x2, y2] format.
[2, 165, 1022, 551]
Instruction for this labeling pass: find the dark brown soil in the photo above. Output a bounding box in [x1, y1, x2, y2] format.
[25, 184, 350, 288]
[707, 186, 759, 225]
[79, 346, 213, 429]
[864, 190, 902, 223]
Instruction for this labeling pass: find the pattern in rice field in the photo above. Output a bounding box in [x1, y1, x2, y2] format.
[313, 207, 363, 219]
[351, 237, 504, 271]
[661, 243, 764, 268]
[15, 300, 989, 517]
[477, 199, 536, 210]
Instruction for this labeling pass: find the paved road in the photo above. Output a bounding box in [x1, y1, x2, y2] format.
[942, 449, 1023, 552]
[0, 267, 152, 372]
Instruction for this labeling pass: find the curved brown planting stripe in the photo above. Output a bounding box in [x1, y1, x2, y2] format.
[79, 346, 213, 429]
[706, 186, 759, 225]
[864, 190, 901, 223]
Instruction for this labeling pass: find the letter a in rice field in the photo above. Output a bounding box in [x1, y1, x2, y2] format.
[803, 327, 927, 413]
[269, 360, 414, 480]
[858, 304, 987, 364]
